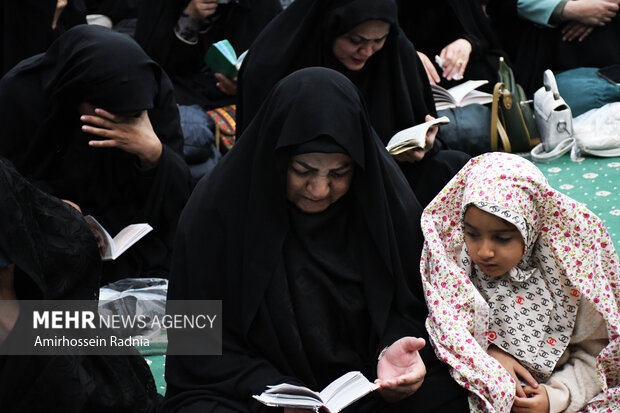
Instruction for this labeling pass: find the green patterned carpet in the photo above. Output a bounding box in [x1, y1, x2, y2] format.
[532, 155, 620, 248]
[144, 154, 620, 396]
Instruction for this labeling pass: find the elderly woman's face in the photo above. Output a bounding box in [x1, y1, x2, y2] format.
[286, 152, 354, 214]
[332, 19, 390, 71]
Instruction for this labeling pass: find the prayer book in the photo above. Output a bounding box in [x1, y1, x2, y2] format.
[386, 116, 450, 155]
[204, 39, 247, 80]
[253, 371, 378, 413]
[84, 215, 153, 261]
[432, 80, 492, 110]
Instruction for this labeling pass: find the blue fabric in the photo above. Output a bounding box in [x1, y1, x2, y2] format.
[556, 67, 620, 117]
[517, 0, 562, 27]
[178, 104, 221, 182]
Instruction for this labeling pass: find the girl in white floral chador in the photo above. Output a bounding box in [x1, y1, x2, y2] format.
[421, 152, 620, 413]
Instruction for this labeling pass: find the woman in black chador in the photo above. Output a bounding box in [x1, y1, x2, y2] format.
[0, 156, 160, 413]
[237, 0, 470, 207]
[161, 67, 469, 412]
[0, 25, 193, 284]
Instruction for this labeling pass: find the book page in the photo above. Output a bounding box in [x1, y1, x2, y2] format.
[447, 80, 488, 106]
[386, 116, 450, 155]
[253, 383, 323, 410]
[111, 224, 153, 260]
[320, 371, 378, 413]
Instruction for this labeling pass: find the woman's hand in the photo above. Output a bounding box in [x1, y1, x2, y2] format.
[563, 0, 619, 26]
[417, 51, 440, 85]
[511, 385, 549, 413]
[393, 115, 438, 163]
[487, 344, 538, 398]
[215, 74, 238, 95]
[185, 0, 218, 22]
[0, 265, 19, 344]
[52, 0, 68, 30]
[562, 21, 595, 41]
[439, 38, 472, 81]
[375, 337, 426, 403]
[80, 106, 163, 170]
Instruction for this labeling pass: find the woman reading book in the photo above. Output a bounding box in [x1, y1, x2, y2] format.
[0, 156, 160, 412]
[0, 25, 193, 284]
[237, 0, 470, 207]
[162, 67, 469, 412]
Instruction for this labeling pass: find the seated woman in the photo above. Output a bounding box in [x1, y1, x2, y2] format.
[135, 0, 282, 180]
[421, 152, 620, 412]
[238, 0, 471, 207]
[161, 67, 469, 412]
[0, 25, 193, 284]
[0, 156, 159, 412]
[486, 0, 620, 95]
[397, 0, 506, 91]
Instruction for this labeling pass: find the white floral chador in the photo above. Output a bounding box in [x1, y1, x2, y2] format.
[420, 152, 620, 412]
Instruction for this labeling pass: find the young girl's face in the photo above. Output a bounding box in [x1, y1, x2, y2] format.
[463, 206, 525, 277]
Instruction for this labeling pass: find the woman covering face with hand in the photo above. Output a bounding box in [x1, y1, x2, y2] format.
[238, 0, 470, 207]
[0, 25, 193, 284]
[162, 67, 469, 412]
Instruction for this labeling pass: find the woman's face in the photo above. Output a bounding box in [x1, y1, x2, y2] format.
[332, 19, 390, 71]
[286, 152, 354, 214]
[463, 206, 525, 277]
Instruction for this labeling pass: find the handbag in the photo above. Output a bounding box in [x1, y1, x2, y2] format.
[206, 104, 237, 154]
[490, 57, 540, 153]
[529, 69, 574, 162]
[437, 105, 493, 156]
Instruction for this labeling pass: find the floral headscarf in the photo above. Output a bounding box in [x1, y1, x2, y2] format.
[421, 152, 620, 412]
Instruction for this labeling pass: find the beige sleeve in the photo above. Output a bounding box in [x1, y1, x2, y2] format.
[543, 298, 608, 413]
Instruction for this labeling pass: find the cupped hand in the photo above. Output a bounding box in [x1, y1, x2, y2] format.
[439, 39, 472, 81]
[215, 74, 238, 95]
[185, 0, 219, 21]
[511, 385, 549, 413]
[392, 115, 438, 163]
[487, 344, 538, 398]
[80, 106, 163, 170]
[375, 336, 426, 403]
[417, 51, 441, 85]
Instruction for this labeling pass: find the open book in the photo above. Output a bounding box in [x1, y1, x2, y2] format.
[432, 80, 492, 110]
[84, 215, 153, 261]
[386, 116, 450, 155]
[204, 39, 247, 80]
[253, 371, 378, 413]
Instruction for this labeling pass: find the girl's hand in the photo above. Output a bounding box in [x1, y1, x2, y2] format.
[511, 385, 549, 413]
[438, 38, 472, 81]
[487, 344, 538, 398]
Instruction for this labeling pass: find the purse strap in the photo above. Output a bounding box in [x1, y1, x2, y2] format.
[530, 138, 574, 162]
[490, 82, 512, 152]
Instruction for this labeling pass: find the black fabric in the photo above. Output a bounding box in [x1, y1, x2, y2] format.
[134, 0, 281, 108]
[487, 0, 620, 96]
[0, 0, 86, 76]
[162, 67, 468, 412]
[0, 25, 193, 283]
[84, 0, 141, 25]
[396, 0, 506, 91]
[0, 156, 159, 413]
[237, 0, 470, 207]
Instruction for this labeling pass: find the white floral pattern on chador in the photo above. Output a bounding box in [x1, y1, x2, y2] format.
[420, 152, 620, 412]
